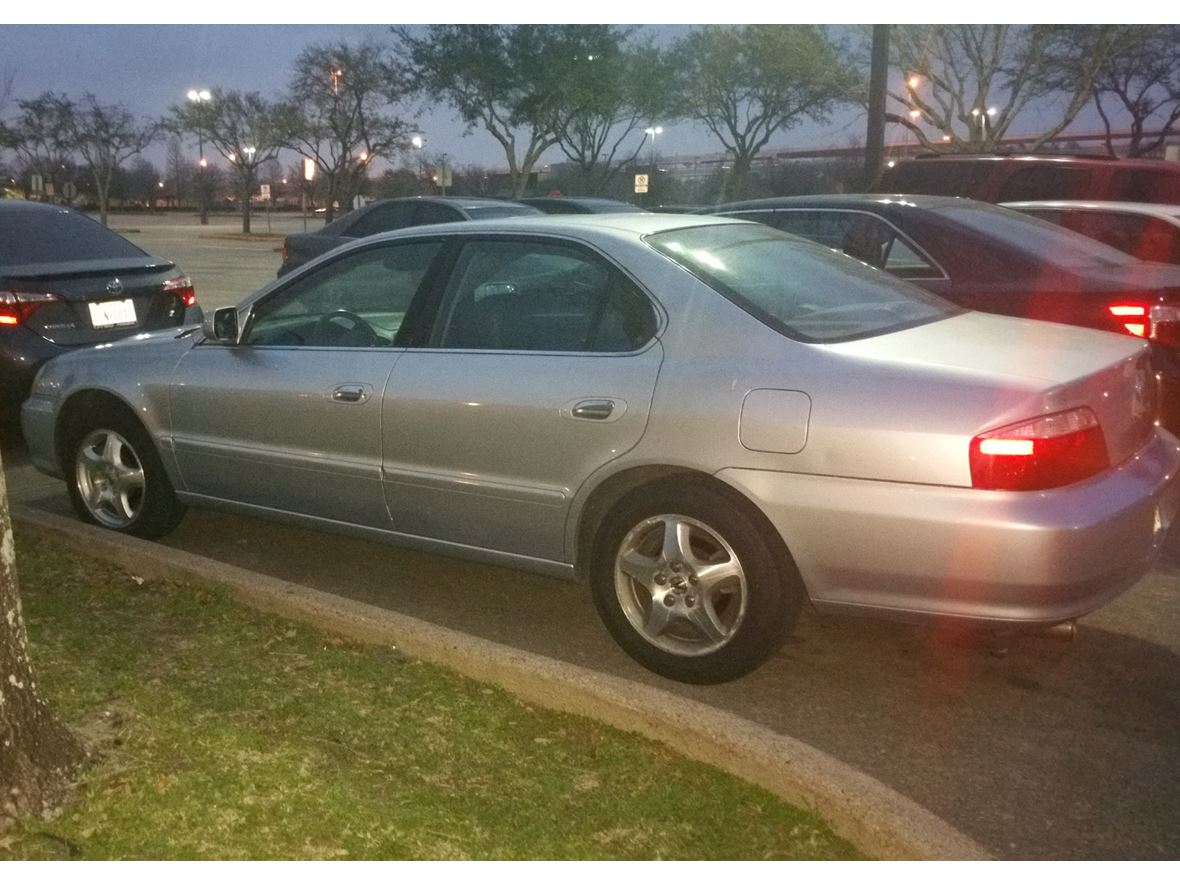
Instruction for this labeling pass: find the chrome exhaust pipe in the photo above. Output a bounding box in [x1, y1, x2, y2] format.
[1040, 620, 1077, 642]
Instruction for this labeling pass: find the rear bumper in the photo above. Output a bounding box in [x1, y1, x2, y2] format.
[0, 329, 64, 410]
[718, 428, 1180, 626]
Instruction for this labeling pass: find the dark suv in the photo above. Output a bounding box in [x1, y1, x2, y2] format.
[879, 154, 1180, 205]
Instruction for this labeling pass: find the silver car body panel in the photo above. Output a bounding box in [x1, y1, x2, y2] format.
[22, 213, 1180, 627]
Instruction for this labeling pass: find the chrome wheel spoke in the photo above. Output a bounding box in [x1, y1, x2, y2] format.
[75, 429, 144, 529]
[101, 432, 120, 466]
[686, 598, 728, 644]
[695, 559, 741, 595]
[643, 595, 675, 638]
[661, 518, 694, 565]
[618, 548, 660, 589]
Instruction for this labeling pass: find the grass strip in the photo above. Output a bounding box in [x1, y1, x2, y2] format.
[2, 533, 861, 860]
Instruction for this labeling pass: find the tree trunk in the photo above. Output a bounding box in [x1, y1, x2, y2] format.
[240, 184, 252, 234]
[0, 458, 86, 822]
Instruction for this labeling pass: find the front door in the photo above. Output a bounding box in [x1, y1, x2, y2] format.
[169, 238, 445, 527]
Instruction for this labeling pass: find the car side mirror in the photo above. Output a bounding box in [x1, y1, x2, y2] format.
[203, 306, 241, 344]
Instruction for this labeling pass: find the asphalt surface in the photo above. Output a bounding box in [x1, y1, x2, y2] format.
[4, 211, 1179, 859]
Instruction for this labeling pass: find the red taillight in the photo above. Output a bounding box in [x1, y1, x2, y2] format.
[1109, 302, 1148, 337]
[0, 290, 59, 327]
[162, 275, 197, 308]
[970, 407, 1109, 491]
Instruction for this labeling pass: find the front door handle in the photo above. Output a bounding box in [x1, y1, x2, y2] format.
[331, 384, 369, 404]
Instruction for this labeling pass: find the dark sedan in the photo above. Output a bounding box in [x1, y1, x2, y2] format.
[277, 196, 542, 276]
[515, 197, 648, 215]
[1, 200, 201, 416]
[711, 194, 1180, 428]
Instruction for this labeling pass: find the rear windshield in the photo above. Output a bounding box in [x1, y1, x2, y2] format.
[932, 202, 1134, 269]
[646, 223, 958, 342]
[0, 206, 147, 265]
[464, 205, 543, 220]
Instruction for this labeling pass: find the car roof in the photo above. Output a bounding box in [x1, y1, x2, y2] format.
[709, 194, 979, 213]
[360, 211, 747, 242]
[520, 197, 645, 209]
[361, 196, 530, 211]
[1001, 200, 1180, 219]
[0, 199, 81, 216]
[896, 153, 1180, 171]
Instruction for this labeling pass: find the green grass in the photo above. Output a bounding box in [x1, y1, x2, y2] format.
[2, 533, 861, 860]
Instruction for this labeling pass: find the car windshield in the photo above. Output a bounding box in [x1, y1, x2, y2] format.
[646, 223, 958, 342]
[932, 202, 1135, 269]
[0, 207, 147, 265]
[464, 205, 543, 219]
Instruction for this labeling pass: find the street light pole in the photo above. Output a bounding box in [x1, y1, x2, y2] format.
[644, 126, 662, 204]
[186, 89, 212, 225]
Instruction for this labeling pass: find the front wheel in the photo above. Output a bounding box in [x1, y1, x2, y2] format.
[66, 415, 186, 539]
[590, 481, 803, 684]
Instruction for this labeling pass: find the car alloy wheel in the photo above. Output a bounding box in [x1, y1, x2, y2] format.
[613, 513, 748, 657]
[74, 428, 147, 530]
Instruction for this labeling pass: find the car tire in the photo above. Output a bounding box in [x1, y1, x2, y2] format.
[590, 478, 803, 684]
[65, 412, 186, 539]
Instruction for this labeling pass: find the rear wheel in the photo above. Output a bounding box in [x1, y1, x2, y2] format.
[66, 413, 185, 539]
[590, 480, 803, 684]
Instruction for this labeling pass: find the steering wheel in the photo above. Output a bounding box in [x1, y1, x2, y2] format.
[312, 310, 380, 347]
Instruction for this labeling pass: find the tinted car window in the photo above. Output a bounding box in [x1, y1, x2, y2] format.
[0, 207, 147, 265]
[346, 203, 418, 238]
[1055, 210, 1180, 264]
[996, 166, 1090, 202]
[933, 203, 1133, 268]
[890, 161, 990, 197]
[246, 240, 442, 347]
[1110, 169, 1180, 203]
[413, 203, 463, 225]
[463, 205, 544, 220]
[647, 224, 956, 343]
[770, 210, 942, 279]
[440, 240, 656, 352]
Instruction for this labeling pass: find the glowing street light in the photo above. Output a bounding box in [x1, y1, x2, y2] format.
[330, 65, 344, 96]
[186, 88, 213, 224]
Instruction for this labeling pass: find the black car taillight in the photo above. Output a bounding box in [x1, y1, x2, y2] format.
[970, 407, 1109, 491]
[0, 290, 60, 327]
[161, 275, 197, 308]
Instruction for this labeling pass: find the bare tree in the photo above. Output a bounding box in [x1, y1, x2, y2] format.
[549, 29, 669, 195]
[1086, 25, 1180, 157]
[70, 94, 157, 226]
[171, 90, 291, 233]
[284, 40, 411, 223]
[887, 25, 1120, 153]
[670, 25, 860, 201]
[4, 92, 76, 198]
[0, 459, 87, 826]
[396, 25, 618, 197]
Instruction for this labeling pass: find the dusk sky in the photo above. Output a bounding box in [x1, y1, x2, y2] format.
[0, 21, 1126, 174]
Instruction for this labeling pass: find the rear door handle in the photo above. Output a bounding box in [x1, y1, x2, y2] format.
[571, 399, 616, 420]
[331, 384, 369, 404]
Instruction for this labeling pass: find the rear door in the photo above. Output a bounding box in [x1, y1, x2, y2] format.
[169, 237, 446, 526]
[381, 235, 663, 563]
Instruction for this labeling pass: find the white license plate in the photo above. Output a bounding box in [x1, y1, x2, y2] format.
[88, 299, 137, 328]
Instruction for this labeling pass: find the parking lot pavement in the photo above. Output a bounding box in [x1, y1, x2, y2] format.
[106, 211, 322, 310]
[2, 433, 1177, 860]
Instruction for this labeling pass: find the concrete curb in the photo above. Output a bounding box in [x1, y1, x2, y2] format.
[13, 504, 991, 861]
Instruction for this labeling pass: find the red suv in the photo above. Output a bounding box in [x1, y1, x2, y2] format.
[880, 154, 1180, 205]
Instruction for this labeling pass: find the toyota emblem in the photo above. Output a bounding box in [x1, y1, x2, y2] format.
[106, 278, 124, 295]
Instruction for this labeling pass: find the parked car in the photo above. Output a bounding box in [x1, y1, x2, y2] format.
[277, 196, 542, 276]
[879, 154, 1180, 204]
[22, 214, 1179, 683]
[516, 197, 648, 215]
[1003, 200, 1180, 265]
[1, 200, 201, 416]
[710, 194, 1180, 429]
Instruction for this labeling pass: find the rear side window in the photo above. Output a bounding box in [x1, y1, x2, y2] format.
[0, 207, 146, 265]
[1056, 210, 1180, 264]
[996, 166, 1090, 202]
[770, 210, 943, 279]
[413, 203, 463, 225]
[1109, 169, 1180, 203]
[439, 239, 656, 352]
[890, 161, 989, 197]
[463, 205, 544, 220]
[647, 223, 957, 343]
[346, 203, 417, 238]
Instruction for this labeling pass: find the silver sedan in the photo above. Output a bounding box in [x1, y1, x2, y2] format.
[21, 214, 1180, 683]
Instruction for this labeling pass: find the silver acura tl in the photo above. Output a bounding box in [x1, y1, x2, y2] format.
[21, 214, 1180, 683]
